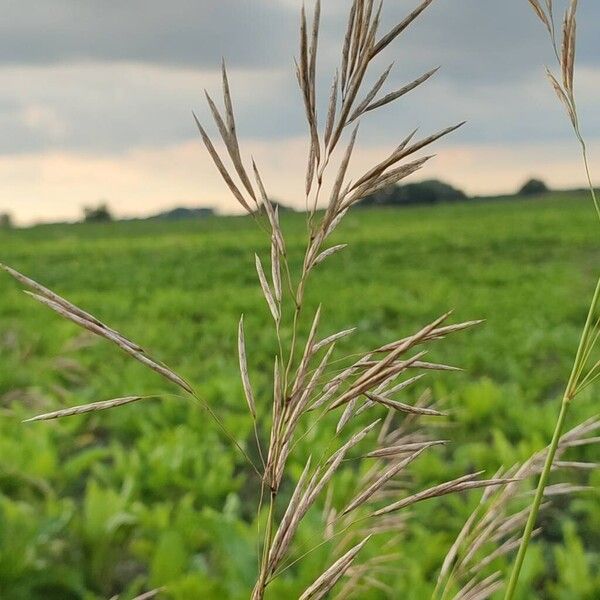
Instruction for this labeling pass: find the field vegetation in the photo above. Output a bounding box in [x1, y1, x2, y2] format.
[1, 193, 599, 599]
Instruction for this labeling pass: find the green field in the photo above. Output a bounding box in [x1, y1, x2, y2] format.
[1, 193, 599, 599]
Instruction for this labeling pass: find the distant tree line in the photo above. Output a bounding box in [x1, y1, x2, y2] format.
[150, 207, 214, 220]
[6, 177, 555, 230]
[357, 177, 553, 208]
[81, 203, 215, 223]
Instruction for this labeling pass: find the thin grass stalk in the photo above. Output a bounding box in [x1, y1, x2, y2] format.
[505, 277, 600, 598]
[505, 2, 599, 596]
[435, 416, 600, 600]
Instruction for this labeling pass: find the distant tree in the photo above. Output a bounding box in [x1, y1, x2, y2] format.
[83, 203, 113, 223]
[360, 179, 467, 207]
[518, 178, 549, 196]
[0, 212, 13, 229]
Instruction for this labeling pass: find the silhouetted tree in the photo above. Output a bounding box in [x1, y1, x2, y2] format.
[518, 178, 549, 196]
[83, 203, 113, 223]
[360, 179, 467, 207]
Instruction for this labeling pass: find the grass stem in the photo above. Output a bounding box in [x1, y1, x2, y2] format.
[505, 276, 600, 599]
[503, 398, 568, 599]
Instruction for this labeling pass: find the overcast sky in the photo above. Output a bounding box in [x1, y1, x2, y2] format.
[1, 0, 599, 224]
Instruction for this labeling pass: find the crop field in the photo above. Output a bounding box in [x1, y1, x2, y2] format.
[0, 193, 599, 599]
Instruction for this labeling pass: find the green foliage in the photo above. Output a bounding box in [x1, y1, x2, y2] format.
[0, 193, 598, 598]
[550, 521, 600, 599]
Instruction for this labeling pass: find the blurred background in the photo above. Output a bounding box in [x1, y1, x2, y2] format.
[0, 0, 599, 225]
[0, 1, 599, 599]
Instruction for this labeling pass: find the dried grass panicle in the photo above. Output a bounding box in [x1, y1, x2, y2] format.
[200, 61, 258, 209]
[268, 456, 314, 569]
[371, 0, 436, 58]
[457, 572, 503, 600]
[299, 535, 372, 600]
[220, 62, 257, 203]
[283, 344, 337, 446]
[336, 397, 359, 434]
[255, 254, 280, 323]
[323, 125, 359, 223]
[0, 266, 194, 396]
[345, 155, 433, 206]
[4, 265, 269, 480]
[252, 160, 285, 254]
[24, 396, 150, 422]
[347, 61, 394, 124]
[192, 113, 253, 214]
[0, 264, 143, 352]
[291, 305, 322, 395]
[435, 419, 600, 600]
[373, 473, 516, 517]
[528, 0, 552, 33]
[238, 315, 257, 419]
[381, 373, 427, 396]
[110, 588, 165, 600]
[561, 0, 577, 94]
[361, 65, 440, 115]
[299, 1, 322, 196]
[342, 447, 428, 516]
[526, 0, 581, 132]
[313, 326, 355, 353]
[365, 390, 446, 416]
[364, 439, 447, 459]
[332, 552, 401, 600]
[271, 236, 282, 303]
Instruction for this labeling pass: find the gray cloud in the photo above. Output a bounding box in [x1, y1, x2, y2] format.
[0, 63, 300, 154]
[0, 0, 599, 155]
[4, 1, 599, 75]
[0, 0, 296, 68]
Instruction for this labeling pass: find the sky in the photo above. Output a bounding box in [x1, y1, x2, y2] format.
[1, 0, 599, 225]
